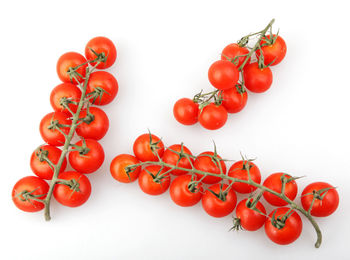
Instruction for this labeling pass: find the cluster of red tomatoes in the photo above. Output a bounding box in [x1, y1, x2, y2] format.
[173, 31, 287, 130]
[12, 37, 118, 213]
[110, 132, 339, 246]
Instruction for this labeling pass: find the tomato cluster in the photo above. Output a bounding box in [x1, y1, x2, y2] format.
[12, 37, 118, 218]
[173, 22, 287, 130]
[111, 132, 339, 246]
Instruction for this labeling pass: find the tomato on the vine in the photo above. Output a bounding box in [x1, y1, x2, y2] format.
[56, 52, 87, 84]
[235, 198, 266, 231]
[169, 175, 202, 207]
[162, 144, 194, 176]
[12, 176, 49, 212]
[30, 145, 67, 180]
[50, 83, 82, 115]
[85, 36, 117, 69]
[221, 43, 250, 68]
[39, 112, 71, 146]
[256, 35, 287, 66]
[76, 107, 109, 140]
[87, 71, 118, 105]
[138, 166, 170, 195]
[208, 60, 239, 90]
[194, 151, 226, 184]
[301, 182, 339, 217]
[133, 133, 164, 162]
[173, 98, 199, 125]
[243, 62, 273, 93]
[265, 207, 302, 245]
[263, 173, 298, 206]
[110, 154, 141, 183]
[228, 160, 261, 193]
[53, 171, 91, 207]
[220, 85, 248, 113]
[199, 103, 227, 130]
[68, 139, 105, 174]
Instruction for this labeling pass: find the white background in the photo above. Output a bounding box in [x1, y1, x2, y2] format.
[1, 0, 349, 259]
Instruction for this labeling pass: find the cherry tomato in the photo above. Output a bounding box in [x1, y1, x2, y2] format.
[57, 52, 87, 84]
[138, 166, 171, 195]
[133, 133, 164, 162]
[173, 98, 199, 125]
[263, 173, 298, 206]
[169, 175, 202, 207]
[39, 112, 71, 146]
[301, 182, 339, 217]
[202, 183, 237, 218]
[265, 207, 302, 245]
[208, 60, 239, 90]
[76, 107, 109, 140]
[236, 198, 267, 231]
[12, 176, 49, 212]
[162, 144, 194, 176]
[199, 103, 228, 130]
[50, 83, 82, 115]
[87, 71, 118, 105]
[256, 35, 287, 66]
[68, 139, 105, 174]
[228, 160, 261, 193]
[30, 145, 67, 180]
[110, 154, 141, 183]
[221, 85, 248, 113]
[221, 43, 250, 68]
[243, 62, 273, 93]
[53, 171, 91, 207]
[194, 151, 226, 184]
[85, 36, 117, 69]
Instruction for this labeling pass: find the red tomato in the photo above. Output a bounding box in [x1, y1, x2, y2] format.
[243, 62, 273, 93]
[30, 145, 67, 180]
[57, 52, 87, 84]
[50, 83, 82, 115]
[208, 60, 239, 90]
[265, 207, 302, 245]
[12, 176, 49, 212]
[169, 175, 202, 207]
[301, 182, 339, 217]
[138, 166, 171, 195]
[162, 144, 194, 176]
[194, 151, 226, 184]
[76, 107, 109, 140]
[199, 103, 228, 130]
[256, 35, 287, 66]
[173, 98, 199, 125]
[39, 112, 71, 146]
[87, 71, 118, 105]
[68, 139, 105, 174]
[228, 160, 261, 193]
[133, 133, 164, 162]
[53, 171, 91, 207]
[85, 36, 117, 69]
[221, 85, 248, 113]
[202, 183, 237, 218]
[221, 43, 250, 68]
[236, 198, 267, 231]
[263, 173, 298, 206]
[110, 154, 141, 183]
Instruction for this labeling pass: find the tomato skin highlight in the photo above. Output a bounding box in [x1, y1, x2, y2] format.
[265, 207, 302, 245]
[221, 43, 250, 68]
[243, 62, 273, 93]
[68, 139, 105, 174]
[194, 151, 226, 184]
[256, 35, 287, 66]
[236, 198, 266, 231]
[39, 112, 71, 146]
[173, 98, 199, 125]
[56, 52, 87, 84]
[133, 133, 164, 162]
[221, 86, 248, 113]
[138, 166, 170, 195]
[162, 144, 194, 176]
[12, 176, 49, 212]
[202, 184, 237, 218]
[87, 71, 118, 105]
[170, 175, 202, 207]
[85, 36, 117, 69]
[263, 173, 298, 206]
[53, 171, 91, 207]
[30, 145, 67, 180]
[110, 154, 141, 183]
[50, 83, 82, 115]
[76, 107, 109, 140]
[228, 160, 261, 194]
[208, 60, 239, 90]
[199, 103, 228, 130]
[301, 182, 339, 217]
